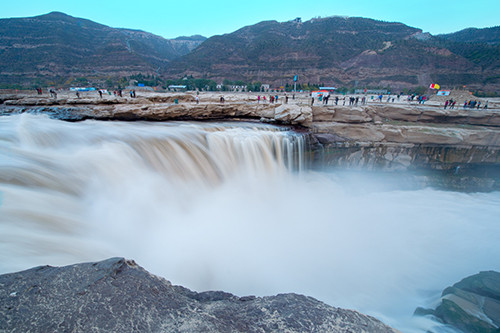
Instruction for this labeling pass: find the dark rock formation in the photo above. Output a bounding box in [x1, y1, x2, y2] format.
[0, 257, 399, 332]
[414, 271, 500, 333]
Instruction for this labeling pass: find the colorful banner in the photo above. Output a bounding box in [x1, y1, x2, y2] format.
[70, 87, 96, 91]
[429, 83, 440, 90]
[437, 90, 450, 96]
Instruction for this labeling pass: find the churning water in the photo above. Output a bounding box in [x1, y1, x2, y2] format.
[1, 114, 499, 332]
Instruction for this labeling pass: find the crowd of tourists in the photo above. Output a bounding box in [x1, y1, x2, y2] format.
[408, 94, 427, 104]
[463, 99, 488, 109]
[256, 94, 293, 104]
[444, 99, 456, 109]
[28, 88, 495, 111]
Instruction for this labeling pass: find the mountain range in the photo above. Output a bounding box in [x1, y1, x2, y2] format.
[0, 12, 205, 86]
[0, 12, 499, 92]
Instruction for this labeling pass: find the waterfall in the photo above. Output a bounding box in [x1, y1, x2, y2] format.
[0, 114, 305, 189]
[0, 114, 306, 271]
[1, 113, 499, 333]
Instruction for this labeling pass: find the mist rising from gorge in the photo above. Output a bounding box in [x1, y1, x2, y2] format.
[0, 114, 498, 333]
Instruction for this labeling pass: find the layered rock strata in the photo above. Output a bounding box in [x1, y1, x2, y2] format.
[309, 104, 500, 190]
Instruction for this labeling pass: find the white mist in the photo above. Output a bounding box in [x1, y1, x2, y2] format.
[0, 114, 499, 333]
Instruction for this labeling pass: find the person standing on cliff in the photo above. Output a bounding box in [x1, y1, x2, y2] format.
[49, 88, 57, 99]
[98, 90, 103, 98]
[311, 97, 314, 106]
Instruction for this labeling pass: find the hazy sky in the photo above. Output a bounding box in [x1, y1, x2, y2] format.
[2, 0, 499, 39]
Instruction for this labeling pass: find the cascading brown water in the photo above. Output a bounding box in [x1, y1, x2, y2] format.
[0, 114, 499, 333]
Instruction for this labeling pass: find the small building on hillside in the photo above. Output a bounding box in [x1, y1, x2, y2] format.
[354, 89, 388, 95]
[231, 85, 247, 92]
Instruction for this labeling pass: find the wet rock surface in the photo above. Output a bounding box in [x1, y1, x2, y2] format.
[0, 258, 399, 333]
[414, 271, 500, 333]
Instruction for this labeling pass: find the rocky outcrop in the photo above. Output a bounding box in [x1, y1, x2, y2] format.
[0, 257, 399, 333]
[2, 93, 499, 131]
[308, 103, 500, 190]
[312, 104, 500, 134]
[0, 93, 316, 126]
[271, 104, 313, 126]
[414, 271, 500, 333]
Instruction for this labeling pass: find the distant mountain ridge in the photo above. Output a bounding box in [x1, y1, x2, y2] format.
[439, 26, 500, 44]
[0, 12, 205, 85]
[0, 12, 498, 92]
[164, 16, 499, 91]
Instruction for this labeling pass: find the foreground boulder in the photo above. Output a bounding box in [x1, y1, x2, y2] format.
[0, 258, 399, 332]
[415, 271, 500, 333]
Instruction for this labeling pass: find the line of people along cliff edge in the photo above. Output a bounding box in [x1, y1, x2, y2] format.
[30, 87, 493, 110]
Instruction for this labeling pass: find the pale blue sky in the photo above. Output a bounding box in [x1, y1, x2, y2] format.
[2, 0, 499, 39]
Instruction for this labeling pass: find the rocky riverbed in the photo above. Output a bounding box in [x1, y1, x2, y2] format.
[2, 89, 499, 190]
